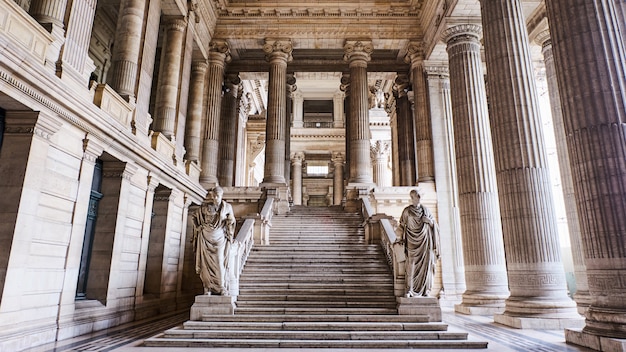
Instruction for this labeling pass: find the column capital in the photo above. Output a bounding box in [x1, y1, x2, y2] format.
[191, 60, 209, 72]
[370, 140, 390, 159]
[263, 38, 293, 62]
[442, 24, 483, 45]
[404, 41, 425, 65]
[291, 152, 305, 163]
[340, 73, 351, 93]
[343, 40, 373, 66]
[224, 73, 241, 90]
[424, 64, 450, 77]
[163, 17, 187, 32]
[394, 74, 410, 98]
[209, 39, 232, 64]
[533, 29, 552, 49]
[331, 152, 345, 164]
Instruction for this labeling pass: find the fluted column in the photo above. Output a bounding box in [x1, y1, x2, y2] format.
[184, 61, 209, 162]
[393, 74, 415, 186]
[153, 18, 187, 138]
[425, 64, 466, 301]
[371, 141, 391, 187]
[262, 38, 292, 184]
[200, 40, 231, 187]
[218, 74, 241, 187]
[332, 152, 345, 205]
[285, 74, 297, 186]
[443, 24, 509, 314]
[340, 74, 351, 175]
[344, 40, 374, 184]
[291, 152, 304, 205]
[109, 0, 148, 101]
[535, 30, 592, 315]
[545, 0, 626, 344]
[29, 0, 68, 71]
[405, 43, 435, 183]
[479, 0, 580, 328]
[58, 0, 97, 86]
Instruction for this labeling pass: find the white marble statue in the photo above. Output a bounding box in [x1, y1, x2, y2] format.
[397, 189, 440, 297]
[191, 186, 236, 295]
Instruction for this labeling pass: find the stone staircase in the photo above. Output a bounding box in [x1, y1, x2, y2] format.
[145, 205, 487, 349]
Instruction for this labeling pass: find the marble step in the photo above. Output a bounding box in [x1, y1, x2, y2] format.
[233, 307, 398, 315]
[198, 314, 430, 323]
[235, 301, 398, 309]
[236, 294, 397, 302]
[238, 277, 393, 284]
[143, 337, 488, 349]
[237, 287, 394, 296]
[241, 268, 390, 274]
[184, 320, 442, 330]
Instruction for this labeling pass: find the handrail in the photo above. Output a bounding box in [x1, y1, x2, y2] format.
[360, 197, 406, 297]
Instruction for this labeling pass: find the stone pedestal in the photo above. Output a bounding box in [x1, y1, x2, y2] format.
[190, 295, 236, 321]
[397, 297, 442, 322]
[494, 311, 584, 330]
[565, 329, 626, 352]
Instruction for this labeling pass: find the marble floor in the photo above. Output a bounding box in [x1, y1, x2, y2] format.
[23, 308, 594, 352]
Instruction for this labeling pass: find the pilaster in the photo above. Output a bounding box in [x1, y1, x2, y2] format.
[371, 141, 391, 188]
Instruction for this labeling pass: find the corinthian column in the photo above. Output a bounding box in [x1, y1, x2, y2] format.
[479, 0, 581, 329]
[405, 43, 434, 183]
[153, 18, 187, 138]
[442, 24, 509, 315]
[262, 38, 292, 184]
[393, 74, 415, 186]
[109, 0, 149, 101]
[200, 40, 230, 187]
[534, 30, 592, 315]
[291, 152, 304, 205]
[218, 74, 241, 187]
[544, 0, 626, 346]
[344, 40, 374, 184]
[184, 61, 209, 163]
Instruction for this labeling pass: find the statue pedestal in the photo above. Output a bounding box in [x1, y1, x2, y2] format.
[190, 295, 236, 321]
[397, 296, 442, 322]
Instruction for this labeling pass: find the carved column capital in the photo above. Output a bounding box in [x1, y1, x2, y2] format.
[191, 60, 209, 73]
[209, 39, 232, 65]
[343, 40, 373, 67]
[263, 38, 293, 63]
[404, 41, 425, 66]
[534, 29, 552, 49]
[442, 24, 483, 45]
[163, 17, 187, 32]
[331, 152, 345, 164]
[291, 151, 305, 164]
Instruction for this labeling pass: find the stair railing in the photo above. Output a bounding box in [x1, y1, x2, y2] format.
[360, 197, 406, 298]
[226, 197, 274, 296]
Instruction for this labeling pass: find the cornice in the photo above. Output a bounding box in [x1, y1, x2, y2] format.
[215, 7, 420, 19]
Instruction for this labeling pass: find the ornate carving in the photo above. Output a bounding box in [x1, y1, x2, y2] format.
[209, 39, 232, 63]
[343, 40, 373, 63]
[263, 38, 293, 62]
[442, 24, 482, 45]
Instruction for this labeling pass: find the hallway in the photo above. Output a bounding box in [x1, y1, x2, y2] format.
[24, 308, 593, 352]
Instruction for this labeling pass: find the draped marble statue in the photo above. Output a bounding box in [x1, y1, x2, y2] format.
[398, 189, 440, 297]
[191, 186, 236, 295]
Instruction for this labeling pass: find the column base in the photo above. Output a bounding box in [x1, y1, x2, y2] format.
[190, 295, 236, 321]
[455, 303, 504, 315]
[397, 297, 442, 322]
[494, 313, 585, 330]
[566, 328, 626, 351]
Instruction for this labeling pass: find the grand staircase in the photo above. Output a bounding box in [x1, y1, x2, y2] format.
[145, 206, 487, 349]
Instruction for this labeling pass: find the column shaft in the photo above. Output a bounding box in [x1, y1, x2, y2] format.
[443, 24, 509, 314]
[109, 0, 148, 100]
[545, 0, 626, 341]
[185, 61, 209, 162]
[332, 153, 345, 205]
[394, 75, 415, 186]
[58, 0, 97, 86]
[371, 141, 391, 187]
[29, 0, 67, 71]
[153, 18, 187, 138]
[200, 40, 230, 186]
[536, 31, 592, 314]
[426, 65, 466, 301]
[291, 152, 304, 205]
[218, 74, 241, 187]
[284, 75, 296, 186]
[480, 0, 579, 326]
[344, 41, 374, 184]
[262, 39, 292, 184]
[406, 45, 435, 183]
